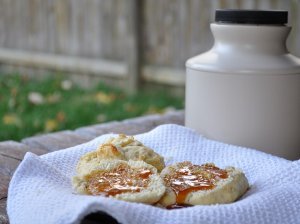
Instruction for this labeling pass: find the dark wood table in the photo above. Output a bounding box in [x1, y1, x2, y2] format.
[0, 111, 184, 223]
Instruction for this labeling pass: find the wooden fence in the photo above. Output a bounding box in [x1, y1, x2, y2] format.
[0, 0, 299, 92]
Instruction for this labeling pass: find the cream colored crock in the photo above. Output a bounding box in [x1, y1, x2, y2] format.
[185, 10, 300, 160]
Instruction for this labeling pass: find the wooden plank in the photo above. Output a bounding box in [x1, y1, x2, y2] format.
[190, 0, 214, 57]
[53, 0, 70, 55]
[75, 121, 120, 138]
[0, 144, 29, 224]
[21, 131, 92, 152]
[0, 173, 9, 224]
[125, 0, 143, 94]
[32, 0, 49, 52]
[0, 0, 128, 60]
[46, 0, 56, 54]
[0, 155, 21, 177]
[0, 174, 10, 199]
[288, 0, 300, 57]
[5, 0, 15, 49]
[155, 110, 185, 125]
[142, 65, 185, 86]
[0, 198, 8, 224]
[0, 48, 127, 78]
[143, 0, 169, 66]
[0, 141, 47, 160]
[127, 111, 184, 127]
[0, 0, 5, 47]
[128, 110, 183, 125]
[0, 147, 25, 161]
[69, 0, 81, 57]
[77, 122, 150, 137]
[0, 47, 189, 87]
[177, 0, 189, 66]
[99, 0, 127, 60]
[100, 1, 113, 59]
[20, 0, 29, 51]
[75, 111, 184, 137]
[82, 0, 101, 58]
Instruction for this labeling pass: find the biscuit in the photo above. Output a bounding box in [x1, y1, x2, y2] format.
[73, 159, 166, 204]
[105, 134, 165, 172]
[158, 161, 249, 207]
[76, 143, 125, 176]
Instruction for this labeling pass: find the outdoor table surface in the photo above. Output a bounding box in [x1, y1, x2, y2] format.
[0, 110, 184, 224]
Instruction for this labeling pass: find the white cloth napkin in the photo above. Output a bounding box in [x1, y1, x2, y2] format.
[7, 124, 300, 224]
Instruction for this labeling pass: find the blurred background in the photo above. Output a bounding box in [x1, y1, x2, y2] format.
[0, 0, 299, 141]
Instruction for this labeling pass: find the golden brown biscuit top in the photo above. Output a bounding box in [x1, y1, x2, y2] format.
[105, 134, 165, 172]
[96, 143, 124, 159]
[163, 161, 228, 207]
[85, 163, 153, 196]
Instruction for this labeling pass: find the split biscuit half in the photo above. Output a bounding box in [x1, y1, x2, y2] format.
[105, 134, 165, 172]
[77, 134, 165, 176]
[73, 159, 166, 204]
[158, 161, 249, 207]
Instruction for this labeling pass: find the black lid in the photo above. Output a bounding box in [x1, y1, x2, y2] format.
[215, 10, 288, 25]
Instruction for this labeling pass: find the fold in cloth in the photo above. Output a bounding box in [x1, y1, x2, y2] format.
[7, 124, 300, 224]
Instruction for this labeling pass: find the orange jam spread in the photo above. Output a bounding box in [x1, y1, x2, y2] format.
[163, 161, 228, 206]
[85, 164, 153, 196]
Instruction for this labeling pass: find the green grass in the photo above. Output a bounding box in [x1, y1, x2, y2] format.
[0, 74, 183, 141]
